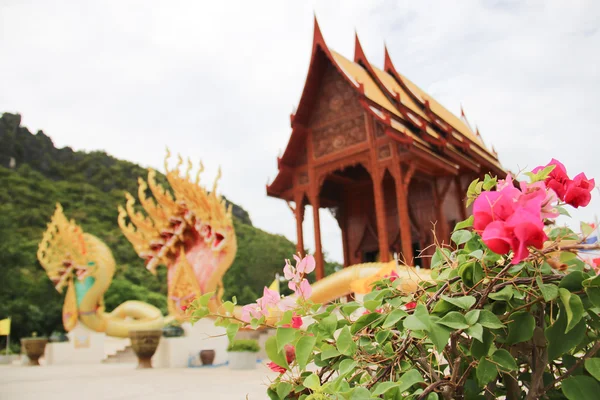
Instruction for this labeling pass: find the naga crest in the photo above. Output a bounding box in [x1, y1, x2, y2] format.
[118, 150, 237, 319]
[37, 204, 114, 331]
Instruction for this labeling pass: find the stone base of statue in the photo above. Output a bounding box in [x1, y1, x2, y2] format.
[21, 338, 48, 366]
[129, 329, 162, 369]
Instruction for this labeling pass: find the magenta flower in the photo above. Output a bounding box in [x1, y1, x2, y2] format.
[565, 173, 595, 208]
[533, 159, 570, 200]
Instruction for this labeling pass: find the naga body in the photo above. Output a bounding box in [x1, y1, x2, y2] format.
[39, 151, 430, 337]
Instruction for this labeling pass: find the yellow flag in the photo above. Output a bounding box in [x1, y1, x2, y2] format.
[268, 278, 280, 295]
[0, 318, 10, 336]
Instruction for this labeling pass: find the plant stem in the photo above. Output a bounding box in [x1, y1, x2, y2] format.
[541, 341, 600, 395]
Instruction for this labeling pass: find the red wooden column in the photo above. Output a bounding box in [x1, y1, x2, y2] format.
[454, 176, 468, 220]
[393, 163, 414, 265]
[434, 178, 453, 244]
[372, 170, 390, 262]
[293, 192, 305, 256]
[310, 193, 325, 280]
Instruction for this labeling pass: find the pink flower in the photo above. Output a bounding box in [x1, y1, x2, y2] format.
[290, 279, 312, 299]
[363, 308, 383, 315]
[473, 176, 548, 264]
[384, 270, 399, 282]
[405, 302, 417, 310]
[267, 362, 286, 374]
[533, 159, 570, 200]
[592, 258, 600, 274]
[290, 315, 303, 329]
[267, 345, 295, 374]
[180, 305, 188, 311]
[564, 173, 595, 208]
[241, 303, 264, 323]
[257, 287, 280, 310]
[283, 260, 296, 280]
[295, 254, 316, 274]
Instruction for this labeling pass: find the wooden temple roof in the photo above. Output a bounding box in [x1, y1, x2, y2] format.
[267, 18, 503, 198]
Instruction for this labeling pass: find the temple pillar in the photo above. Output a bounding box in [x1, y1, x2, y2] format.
[454, 176, 467, 220]
[310, 193, 325, 280]
[372, 170, 390, 262]
[294, 192, 305, 256]
[433, 180, 449, 243]
[393, 164, 413, 265]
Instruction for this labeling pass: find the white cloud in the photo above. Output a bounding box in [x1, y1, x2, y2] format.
[2, 0, 599, 264]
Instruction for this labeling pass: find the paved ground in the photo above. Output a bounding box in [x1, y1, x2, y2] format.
[0, 363, 280, 400]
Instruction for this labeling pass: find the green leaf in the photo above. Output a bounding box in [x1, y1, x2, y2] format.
[559, 271, 588, 292]
[440, 294, 476, 310]
[397, 369, 424, 392]
[477, 358, 498, 386]
[276, 328, 297, 352]
[492, 349, 517, 371]
[321, 344, 341, 360]
[350, 312, 381, 334]
[303, 373, 321, 391]
[477, 310, 504, 329]
[364, 299, 382, 312]
[438, 312, 470, 329]
[583, 274, 600, 288]
[320, 314, 338, 338]
[524, 164, 555, 182]
[489, 286, 514, 301]
[222, 301, 235, 315]
[558, 288, 585, 333]
[581, 221, 596, 236]
[469, 250, 484, 260]
[506, 311, 535, 344]
[338, 359, 357, 377]
[276, 382, 293, 400]
[336, 326, 357, 356]
[372, 382, 400, 396]
[295, 335, 316, 370]
[382, 309, 407, 328]
[466, 323, 484, 342]
[431, 248, 452, 268]
[350, 387, 372, 400]
[471, 329, 494, 359]
[341, 303, 361, 317]
[265, 336, 288, 370]
[192, 307, 209, 319]
[561, 376, 600, 400]
[429, 323, 452, 352]
[452, 230, 473, 245]
[454, 216, 474, 231]
[279, 310, 293, 327]
[536, 276, 559, 302]
[546, 307, 586, 360]
[587, 287, 600, 308]
[226, 323, 239, 343]
[198, 291, 214, 307]
[465, 310, 480, 326]
[375, 330, 391, 344]
[585, 358, 600, 381]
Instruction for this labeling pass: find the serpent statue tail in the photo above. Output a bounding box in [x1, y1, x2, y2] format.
[38, 204, 164, 338]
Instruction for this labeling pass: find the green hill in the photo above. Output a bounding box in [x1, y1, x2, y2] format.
[0, 112, 333, 347]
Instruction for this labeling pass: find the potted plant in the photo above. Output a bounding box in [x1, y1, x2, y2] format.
[162, 321, 185, 338]
[49, 331, 69, 343]
[199, 349, 216, 365]
[227, 339, 259, 370]
[21, 332, 48, 366]
[0, 347, 19, 365]
[128, 329, 162, 369]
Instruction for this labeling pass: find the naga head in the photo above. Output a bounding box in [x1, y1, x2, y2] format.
[38, 204, 114, 331]
[118, 150, 237, 319]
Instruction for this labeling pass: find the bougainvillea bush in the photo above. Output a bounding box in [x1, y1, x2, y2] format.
[189, 159, 600, 400]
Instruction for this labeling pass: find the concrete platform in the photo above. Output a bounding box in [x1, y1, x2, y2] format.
[0, 362, 280, 399]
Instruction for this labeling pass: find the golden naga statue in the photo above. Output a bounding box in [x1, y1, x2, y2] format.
[38, 150, 430, 337]
[37, 204, 165, 337]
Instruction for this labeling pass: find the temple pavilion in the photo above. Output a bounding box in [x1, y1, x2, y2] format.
[266, 19, 504, 280]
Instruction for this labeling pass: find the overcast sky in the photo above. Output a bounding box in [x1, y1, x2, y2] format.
[2, 0, 599, 264]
